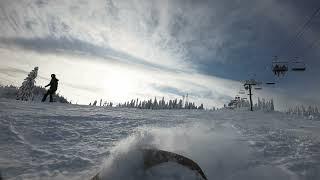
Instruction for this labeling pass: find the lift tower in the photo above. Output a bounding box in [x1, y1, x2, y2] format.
[243, 79, 261, 111]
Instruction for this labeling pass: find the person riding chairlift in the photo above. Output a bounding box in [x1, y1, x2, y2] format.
[273, 64, 287, 77]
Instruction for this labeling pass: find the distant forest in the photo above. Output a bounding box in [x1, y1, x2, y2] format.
[227, 97, 275, 112]
[286, 105, 320, 119]
[90, 96, 205, 110]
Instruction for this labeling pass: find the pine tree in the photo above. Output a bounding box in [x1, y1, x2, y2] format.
[152, 97, 157, 109]
[314, 106, 319, 114]
[169, 100, 173, 109]
[307, 105, 313, 116]
[178, 99, 183, 109]
[270, 99, 274, 111]
[258, 98, 261, 109]
[262, 98, 266, 110]
[17, 67, 39, 101]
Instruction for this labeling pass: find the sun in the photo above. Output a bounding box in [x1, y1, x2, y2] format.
[102, 67, 138, 101]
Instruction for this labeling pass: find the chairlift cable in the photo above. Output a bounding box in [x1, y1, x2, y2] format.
[286, 6, 320, 53]
[300, 36, 320, 60]
[272, 6, 320, 74]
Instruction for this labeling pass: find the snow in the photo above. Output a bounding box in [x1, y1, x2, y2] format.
[1, 98, 320, 180]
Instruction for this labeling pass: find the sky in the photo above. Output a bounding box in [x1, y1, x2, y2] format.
[0, 0, 320, 109]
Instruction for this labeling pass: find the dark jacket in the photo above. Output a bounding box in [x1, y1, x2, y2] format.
[46, 78, 59, 91]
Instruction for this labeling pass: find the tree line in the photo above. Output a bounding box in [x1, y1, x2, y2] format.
[286, 105, 319, 119]
[226, 97, 274, 112]
[90, 96, 204, 110]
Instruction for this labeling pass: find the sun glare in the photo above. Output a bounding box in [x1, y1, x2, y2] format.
[103, 69, 136, 100]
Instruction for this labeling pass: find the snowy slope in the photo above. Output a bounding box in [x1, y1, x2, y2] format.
[0, 98, 320, 180]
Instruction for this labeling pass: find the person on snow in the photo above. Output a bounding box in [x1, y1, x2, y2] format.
[42, 74, 59, 102]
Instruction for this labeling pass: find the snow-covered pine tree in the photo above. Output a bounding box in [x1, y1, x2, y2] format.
[307, 105, 313, 116]
[16, 67, 39, 101]
[297, 106, 302, 116]
[262, 98, 266, 110]
[152, 97, 158, 109]
[138, 101, 142, 108]
[270, 99, 275, 111]
[257, 98, 261, 109]
[169, 100, 173, 109]
[314, 106, 319, 115]
[300, 105, 306, 116]
[265, 100, 269, 110]
[178, 99, 183, 109]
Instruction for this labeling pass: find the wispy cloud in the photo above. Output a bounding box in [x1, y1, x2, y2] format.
[0, 67, 29, 76]
[0, 36, 186, 73]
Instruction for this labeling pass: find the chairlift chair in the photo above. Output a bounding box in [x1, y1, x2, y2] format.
[272, 61, 289, 77]
[239, 90, 245, 94]
[291, 61, 306, 71]
[266, 82, 276, 85]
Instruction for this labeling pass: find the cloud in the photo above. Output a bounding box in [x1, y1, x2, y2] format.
[0, 67, 29, 76]
[0, 0, 193, 70]
[1, 0, 318, 72]
[0, 36, 185, 73]
[152, 85, 186, 97]
[152, 83, 232, 102]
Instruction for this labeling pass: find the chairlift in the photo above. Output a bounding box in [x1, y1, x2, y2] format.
[239, 91, 245, 94]
[271, 56, 288, 76]
[244, 79, 258, 86]
[291, 61, 306, 71]
[254, 86, 262, 90]
[266, 82, 276, 85]
[239, 89, 245, 94]
[272, 61, 288, 77]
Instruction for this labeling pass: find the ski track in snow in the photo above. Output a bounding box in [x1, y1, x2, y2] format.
[0, 98, 320, 180]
